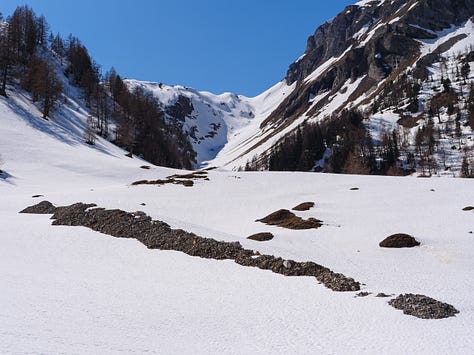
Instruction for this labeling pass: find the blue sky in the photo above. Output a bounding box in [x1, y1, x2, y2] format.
[1, 1, 355, 96]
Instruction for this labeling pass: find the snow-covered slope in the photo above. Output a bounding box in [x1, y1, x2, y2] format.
[1, 77, 474, 354]
[125, 80, 294, 166]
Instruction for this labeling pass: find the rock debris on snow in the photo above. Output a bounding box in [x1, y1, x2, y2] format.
[20, 201, 360, 292]
[389, 294, 459, 319]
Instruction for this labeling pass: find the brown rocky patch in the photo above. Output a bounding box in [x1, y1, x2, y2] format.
[19, 201, 56, 214]
[132, 178, 194, 187]
[247, 232, 274, 242]
[256, 209, 323, 230]
[389, 294, 459, 319]
[20, 201, 360, 292]
[379, 234, 420, 248]
[462, 206, 474, 211]
[167, 171, 209, 180]
[132, 171, 209, 188]
[292, 202, 315, 211]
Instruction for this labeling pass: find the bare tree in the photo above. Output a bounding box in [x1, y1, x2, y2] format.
[84, 114, 96, 145]
[0, 22, 11, 97]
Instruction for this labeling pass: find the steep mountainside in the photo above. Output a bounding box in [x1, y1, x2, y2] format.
[209, 0, 474, 175]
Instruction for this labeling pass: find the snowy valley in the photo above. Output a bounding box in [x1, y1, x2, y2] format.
[1, 0, 474, 354]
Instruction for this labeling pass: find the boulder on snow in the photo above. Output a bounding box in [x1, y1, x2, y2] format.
[19, 201, 56, 214]
[247, 232, 274, 242]
[389, 293, 459, 319]
[462, 206, 474, 211]
[379, 234, 420, 248]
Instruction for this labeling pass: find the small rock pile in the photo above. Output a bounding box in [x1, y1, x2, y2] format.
[389, 293, 459, 319]
[20, 200, 56, 214]
[20, 201, 360, 292]
[256, 209, 323, 230]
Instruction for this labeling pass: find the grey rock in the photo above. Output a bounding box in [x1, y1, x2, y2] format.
[19, 201, 56, 214]
[389, 293, 459, 319]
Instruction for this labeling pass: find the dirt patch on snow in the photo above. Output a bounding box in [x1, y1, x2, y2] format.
[292, 202, 315, 211]
[167, 171, 209, 180]
[462, 206, 474, 211]
[379, 234, 420, 248]
[256, 209, 323, 230]
[132, 178, 194, 187]
[247, 232, 274, 242]
[132, 171, 209, 188]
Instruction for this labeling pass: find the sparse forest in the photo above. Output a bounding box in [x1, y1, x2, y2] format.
[246, 50, 474, 177]
[0, 6, 196, 169]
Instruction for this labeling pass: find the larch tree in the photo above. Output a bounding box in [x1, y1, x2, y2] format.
[28, 57, 63, 119]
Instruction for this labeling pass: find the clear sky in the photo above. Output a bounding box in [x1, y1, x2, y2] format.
[1, 1, 355, 96]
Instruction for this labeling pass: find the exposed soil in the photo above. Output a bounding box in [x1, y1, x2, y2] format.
[247, 232, 274, 242]
[389, 294, 459, 319]
[256, 209, 323, 230]
[20, 201, 360, 292]
[379, 234, 420, 248]
[292, 202, 315, 211]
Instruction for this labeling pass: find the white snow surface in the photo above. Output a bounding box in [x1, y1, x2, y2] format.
[356, 0, 388, 8]
[417, 20, 474, 57]
[1, 84, 474, 354]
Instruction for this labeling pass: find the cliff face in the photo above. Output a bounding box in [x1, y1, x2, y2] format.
[287, 0, 474, 85]
[263, 0, 474, 131]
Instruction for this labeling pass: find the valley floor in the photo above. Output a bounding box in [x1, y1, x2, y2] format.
[1, 94, 473, 354]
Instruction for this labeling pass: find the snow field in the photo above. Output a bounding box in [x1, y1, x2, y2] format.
[1, 91, 474, 353]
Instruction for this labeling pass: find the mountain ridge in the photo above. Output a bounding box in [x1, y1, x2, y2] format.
[134, 0, 474, 175]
